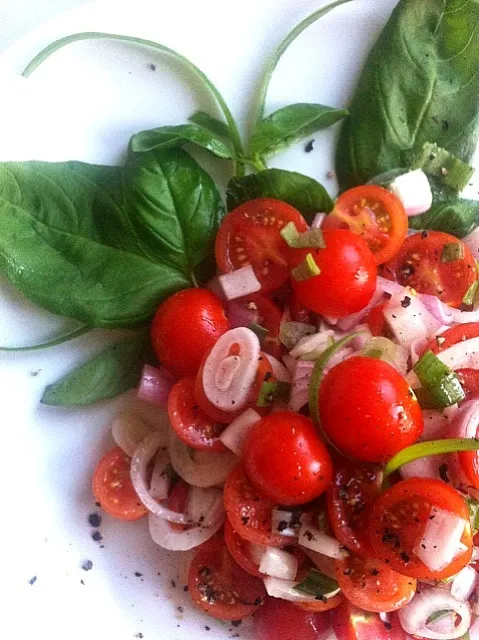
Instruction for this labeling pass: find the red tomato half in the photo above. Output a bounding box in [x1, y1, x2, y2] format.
[332, 602, 407, 640]
[168, 378, 226, 452]
[224, 519, 263, 578]
[188, 535, 265, 620]
[151, 288, 229, 377]
[291, 229, 377, 318]
[255, 597, 333, 640]
[381, 231, 477, 308]
[92, 447, 147, 521]
[243, 412, 333, 505]
[324, 185, 408, 265]
[216, 198, 308, 293]
[366, 302, 389, 337]
[319, 357, 424, 463]
[428, 322, 479, 354]
[228, 294, 283, 358]
[368, 478, 473, 580]
[224, 465, 289, 547]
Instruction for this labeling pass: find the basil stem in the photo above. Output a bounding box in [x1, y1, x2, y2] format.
[0, 324, 90, 352]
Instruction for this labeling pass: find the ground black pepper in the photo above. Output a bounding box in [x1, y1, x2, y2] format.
[88, 513, 102, 528]
[29, 576, 37, 585]
[82, 560, 93, 571]
[305, 139, 315, 153]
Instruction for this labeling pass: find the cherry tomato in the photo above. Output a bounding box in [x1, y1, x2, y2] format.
[457, 368, 479, 398]
[319, 357, 424, 463]
[381, 231, 477, 308]
[335, 554, 416, 613]
[188, 535, 266, 620]
[327, 461, 382, 556]
[92, 447, 147, 521]
[224, 519, 263, 578]
[166, 479, 190, 532]
[368, 478, 473, 580]
[243, 412, 333, 505]
[293, 559, 344, 613]
[366, 302, 389, 337]
[151, 288, 229, 377]
[291, 229, 377, 318]
[228, 294, 283, 358]
[254, 597, 333, 640]
[168, 377, 226, 452]
[324, 185, 408, 265]
[216, 198, 308, 293]
[428, 322, 479, 354]
[332, 602, 407, 640]
[224, 465, 288, 547]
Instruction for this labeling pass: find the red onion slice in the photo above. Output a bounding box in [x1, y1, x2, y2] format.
[226, 300, 259, 329]
[311, 212, 326, 229]
[435, 336, 479, 371]
[218, 265, 261, 300]
[219, 408, 261, 456]
[398, 588, 471, 639]
[451, 566, 477, 602]
[445, 399, 479, 494]
[288, 360, 314, 412]
[264, 354, 291, 383]
[258, 548, 299, 580]
[137, 364, 176, 407]
[383, 291, 442, 349]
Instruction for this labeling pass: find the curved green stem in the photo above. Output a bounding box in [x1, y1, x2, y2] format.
[22, 32, 245, 177]
[0, 324, 90, 352]
[253, 0, 353, 127]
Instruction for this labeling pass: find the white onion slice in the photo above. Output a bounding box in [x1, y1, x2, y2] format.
[288, 359, 314, 412]
[400, 454, 449, 482]
[185, 486, 225, 526]
[149, 448, 171, 501]
[383, 291, 442, 349]
[168, 430, 237, 488]
[130, 431, 190, 524]
[299, 523, 343, 559]
[112, 411, 155, 456]
[259, 548, 299, 581]
[389, 169, 433, 216]
[290, 330, 334, 359]
[420, 410, 450, 442]
[218, 265, 261, 300]
[451, 566, 477, 602]
[264, 353, 292, 382]
[271, 508, 302, 538]
[202, 327, 260, 412]
[264, 577, 339, 603]
[219, 408, 262, 456]
[398, 588, 471, 639]
[413, 507, 467, 572]
[302, 549, 337, 579]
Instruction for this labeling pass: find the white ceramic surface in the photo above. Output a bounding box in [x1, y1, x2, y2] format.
[0, 1, 405, 638]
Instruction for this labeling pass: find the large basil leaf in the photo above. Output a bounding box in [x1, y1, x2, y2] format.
[41, 334, 151, 406]
[189, 111, 232, 140]
[227, 169, 333, 222]
[250, 103, 348, 158]
[130, 124, 233, 159]
[336, 0, 479, 189]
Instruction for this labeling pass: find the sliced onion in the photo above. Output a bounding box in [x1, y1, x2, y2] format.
[377, 275, 409, 297]
[290, 330, 334, 359]
[137, 364, 176, 407]
[451, 566, 477, 602]
[112, 411, 155, 456]
[434, 336, 479, 371]
[185, 486, 225, 527]
[413, 506, 467, 572]
[280, 321, 318, 350]
[336, 284, 387, 332]
[400, 454, 449, 482]
[389, 169, 433, 216]
[202, 327, 260, 412]
[464, 227, 479, 261]
[259, 548, 299, 580]
[282, 353, 297, 376]
[398, 588, 471, 639]
[218, 265, 261, 300]
[311, 212, 326, 229]
[130, 431, 190, 524]
[264, 353, 292, 382]
[302, 549, 337, 579]
[298, 523, 343, 559]
[149, 448, 171, 501]
[219, 408, 262, 456]
[383, 290, 442, 349]
[288, 360, 314, 412]
[445, 399, 479, 493]
[264, 577, 334, 603]
[168, 430, 237, 488]
[206, 276, 226, 301]
[249, 543, 268, 566]
[426, 612, 456, 636]
[469, 617, 479, 640]
[421, 294, 479, 325]
[271, 508, 302, 538]
[226, 300, 259, 329]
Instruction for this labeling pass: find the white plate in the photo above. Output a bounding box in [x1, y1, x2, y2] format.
[0, 1, 401, 638]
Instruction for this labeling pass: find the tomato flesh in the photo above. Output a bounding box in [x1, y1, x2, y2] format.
[92, 447, 147, 521]
[254, 597, 333, 640]
[224, 519, 263, 578]
[332, 602, 407, 640]
[428, 322, 479, 355]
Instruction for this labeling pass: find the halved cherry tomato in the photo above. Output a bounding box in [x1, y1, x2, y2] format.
[428, 322, 479, 354]
[254, 597, 333, 640]
[323, 185, 408, 265]
[332, 602, 407, 640]
[216, 198, 308, 293]
[335, 554, 416, 613]
[243, 412, 332, 505]
[289, 290, 314, 324]
[224, 465, 288, 547]
[327, 461, 382, 557]
[224, 519, 263, 578]
[188, 535, 266, 620]
[92, 447, 147, 521]
[381, 231, 477, 308]
[151, 288, 229, 377]
[291, 229, 377, 318]
[319, 357, 424, 463]
[366, 302, 389, 337]
[293, 559, 344, 613]
[166, 479, 190, 532]
[457, 368, 479, 398]
[168, 378, 226, 452]
[228, 294, 283, 358]
[368, 478, 473, 580]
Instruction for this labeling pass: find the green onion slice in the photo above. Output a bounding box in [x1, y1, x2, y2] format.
[441, 242, 464, 263]
[291, 254, 321, 282]
[462, 280, 479, 307]
[257, 380, 292, 408]
[414, 351, 466, 409]
[248, 323, 269, 343]
[294, 569, 340, 599]
[281, 222, 326, 249]
[411, 142, 475, 192]
[279, 321, 316, 350]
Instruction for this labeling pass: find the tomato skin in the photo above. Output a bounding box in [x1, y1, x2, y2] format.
[92, 447, 147, 521]
[294, 593, 343, 613]
[381, 231, 477, 308]
[332, 602, 407, 640]
[428, 322, 479, 354]
[224, 519, 263, 578]
[243, 412, 333, 506]
[366, 302, 389, 337]
[327, 461, 382, 557]
[254, 597, 333, 640]
[335, 554, 416, 613]
[188, 535, 266, 620]
[368, 478, 473, 580]
[216, 198, 308, 294]
[168, 377, 226, 452]
[292, 229, 377, 318]
[319, 357, 424, 463]
[324, 185, 408, 265]
[151, 288, 229, 377]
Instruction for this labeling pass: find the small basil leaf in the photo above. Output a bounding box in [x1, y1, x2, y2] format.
[189, 111, 232, 140]
[41, 334, 152, 406]
[130, 124, 233, 159]
[227, 169, 333, 222]
[250, 103, 348, 158]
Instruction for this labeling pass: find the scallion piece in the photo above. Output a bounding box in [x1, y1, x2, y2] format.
[441, 242, 464, 263]
[291, 253, 320, 282]
[294, 569, 340, 599]
[411, 142, 475, 192]
[281, 222, 326, 249]
[248, 323, 269, 343]
[256, 380, 292, 408]
[462, 280, 479, 307]
[413, 350, 466, 409]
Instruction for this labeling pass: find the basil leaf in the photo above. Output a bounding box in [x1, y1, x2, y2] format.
[189, 111, 232, 140]
[336, 0, 479, 189]
[294, 569, 340, 598]
[41, 334, 151, 406]
[250, 103, 348, 158]
[130, 124, 233, 159]
[227, 169, 333, 222]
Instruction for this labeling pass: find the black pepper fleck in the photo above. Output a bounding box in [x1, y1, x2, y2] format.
[29, 576, 37, 585]
[88, 513, 102, 528]
[305, 139, 315, 153]
[134, 572, 143, 577]
[82, 560, 93, 571]
[92, 531, 103, 542]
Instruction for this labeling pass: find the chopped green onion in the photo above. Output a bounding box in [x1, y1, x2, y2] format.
[279, 321, 316, 350]
[462, 280, 479, 307]
[361, 337, 397, 363]
[441, 242, 464, 263]
[291, 253, 321, 282]
[426, 610, 452, 625]
[248, 323, 269, 343]
[281, 222, 326, 249]
[256, 380, 292, 408]
[294, 569, 340, 599]
[363, 348, 383, 359]
[411, 142, 475, 192]
[414, 350, 466, 409]
[384, 438, 479, 479]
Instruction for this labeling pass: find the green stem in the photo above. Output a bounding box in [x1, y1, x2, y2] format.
[22, 32, 245, 178]
[0, 324, 90, 352]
